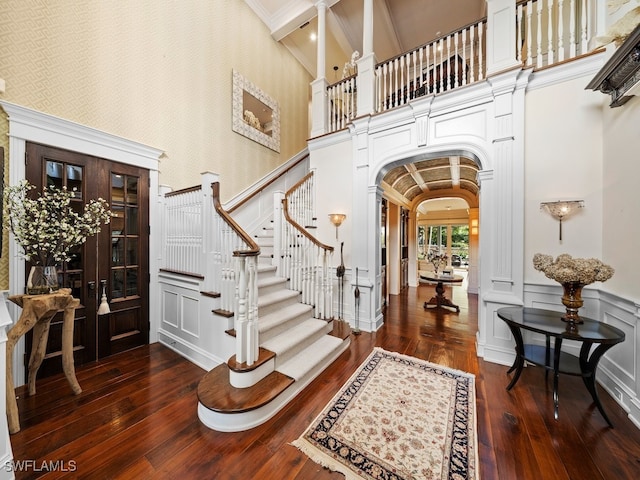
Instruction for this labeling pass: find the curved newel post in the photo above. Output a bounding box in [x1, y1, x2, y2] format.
[211, 182, 260, 366]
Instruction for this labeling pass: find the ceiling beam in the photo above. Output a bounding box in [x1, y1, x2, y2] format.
[405, 164, 428, 193]
[449, 156, 460, 187]
[248, 0, 342, 42]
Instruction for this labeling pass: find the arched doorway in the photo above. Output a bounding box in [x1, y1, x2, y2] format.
[377, 155, 480, 307]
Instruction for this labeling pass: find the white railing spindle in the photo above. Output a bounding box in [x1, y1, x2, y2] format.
[282, 172, 334, 319]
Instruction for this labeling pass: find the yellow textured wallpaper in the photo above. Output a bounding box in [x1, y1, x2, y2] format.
[0, 0, 312, 289]
[0, 0, 311, 194]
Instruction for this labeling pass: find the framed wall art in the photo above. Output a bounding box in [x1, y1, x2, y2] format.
[232, 70, 280, 152]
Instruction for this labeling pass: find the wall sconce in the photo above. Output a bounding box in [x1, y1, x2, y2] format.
[540, 200, 584, 241]
[328, 213, 346, 239]
[470, 219, 478, 236]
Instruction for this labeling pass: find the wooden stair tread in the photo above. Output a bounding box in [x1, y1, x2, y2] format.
[329, 319, 352, 340]
[227, 347, 275, 372]
[201, 291, 221, 298]
[197, 364, 294, 414]
[212, 308, 234, 318]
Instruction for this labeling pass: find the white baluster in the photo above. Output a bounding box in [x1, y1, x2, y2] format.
[526, 2, 533, 67]
[446, 34, 451, 91]
[418, 46, 424, 93]
[393, 58, 398, 107]
[548, 0, 555, 65]
[517, 4, 523, 64]
[454, 32, 459, 88]
[569, 0, 576, 58]
[399, 55, 405, 105]
[580, 0, 587, 55]
[469, 25, 475, 83]
[558, 0, 565, 61]
[536, 0, 543, 68]
[478, 22, 484, 80]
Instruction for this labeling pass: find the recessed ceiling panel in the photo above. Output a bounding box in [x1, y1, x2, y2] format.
[394, 174, 418, 195]
[383, 167, 408, 186]
[421, 167, 451, 183]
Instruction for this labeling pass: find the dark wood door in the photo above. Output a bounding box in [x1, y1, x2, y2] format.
[25, 142, 149, 379]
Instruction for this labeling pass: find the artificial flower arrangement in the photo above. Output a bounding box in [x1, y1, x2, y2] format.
[3, 180, 113, 267]
[532, 253, 614, 286]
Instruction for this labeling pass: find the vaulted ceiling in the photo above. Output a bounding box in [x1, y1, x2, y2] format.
[245, 0, 487, 79]
[245, 1, 485, 210]
[381, 156, 480, 211]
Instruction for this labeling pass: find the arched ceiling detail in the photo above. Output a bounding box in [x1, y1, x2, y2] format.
[380, 155, 480, 208]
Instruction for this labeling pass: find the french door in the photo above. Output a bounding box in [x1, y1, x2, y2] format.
[25, 142, 150, 379]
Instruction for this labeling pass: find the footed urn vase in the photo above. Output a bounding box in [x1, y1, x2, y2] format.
[560, 281, 585, 324]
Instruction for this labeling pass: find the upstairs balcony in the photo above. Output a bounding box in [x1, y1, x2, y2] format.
[312, 0, 598, 136]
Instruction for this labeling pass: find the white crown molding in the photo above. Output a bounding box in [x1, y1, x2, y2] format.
[0, 101, 163, 170]
[526, 51, 608, 91]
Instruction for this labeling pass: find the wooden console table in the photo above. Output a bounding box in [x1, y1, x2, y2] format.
[5, 288, 82, 434]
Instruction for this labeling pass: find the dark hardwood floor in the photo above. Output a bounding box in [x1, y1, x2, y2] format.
[9, 283, 640, 479]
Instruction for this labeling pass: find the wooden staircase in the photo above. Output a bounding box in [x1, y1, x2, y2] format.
[197, 224, 350, 432]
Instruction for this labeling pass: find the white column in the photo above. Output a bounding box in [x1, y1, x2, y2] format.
[316, 1, 327, 80]
[311, 1, 329, 137]
[363, 0, 373, 56]
[357, 0, 376, 116]
[485, 0, 521, 76]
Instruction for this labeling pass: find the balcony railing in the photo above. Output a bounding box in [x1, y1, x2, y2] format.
[323, 0, 593, 133]
[517, 0, 589, 68]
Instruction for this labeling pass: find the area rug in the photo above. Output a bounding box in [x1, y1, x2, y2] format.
[292, 347, 478, 480]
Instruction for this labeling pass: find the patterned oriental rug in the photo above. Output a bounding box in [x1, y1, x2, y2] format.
[292, 348, 478, 480]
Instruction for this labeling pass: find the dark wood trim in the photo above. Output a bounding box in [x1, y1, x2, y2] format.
[159, 268, 205, 280]
[164, 185, 201, 198]
[211, 182, 260, 257]
[283, 172, 334, 253]
[586, 23, 640, 107]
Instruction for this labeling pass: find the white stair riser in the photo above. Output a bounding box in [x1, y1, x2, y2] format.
[259, 307, 314, 344]
[273, 322, 333, 369]
[257, 266, 277, 280]
[229, 357, 275, 388]
[258, 278, 288, 296]
[258, 293, 301, 317]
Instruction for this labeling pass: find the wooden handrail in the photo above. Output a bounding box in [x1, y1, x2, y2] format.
[211, 182, 260, 257]
[282, 197, 333, 253]
[327, 73, 357, 90]
[285, 171, 313, 197]
[165, 184, 201, 198]
[283, 171, 333, 252]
